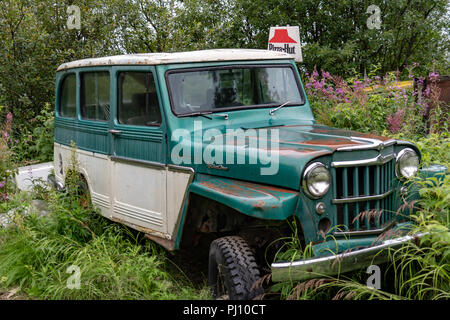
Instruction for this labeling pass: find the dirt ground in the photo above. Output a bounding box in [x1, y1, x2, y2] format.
[0, 287, 27, 300]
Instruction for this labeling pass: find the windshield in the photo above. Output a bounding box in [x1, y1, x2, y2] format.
[167, 65, 304, 115]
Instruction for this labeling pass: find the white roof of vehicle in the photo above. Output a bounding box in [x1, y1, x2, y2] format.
[57, 49, 293, 71]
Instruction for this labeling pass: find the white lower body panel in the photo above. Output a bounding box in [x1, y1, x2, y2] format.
[53, 143, 191, 241]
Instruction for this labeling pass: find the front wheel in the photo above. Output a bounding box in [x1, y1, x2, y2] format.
[208, 236, 263, 300]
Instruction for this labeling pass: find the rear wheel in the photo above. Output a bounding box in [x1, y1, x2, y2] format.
[77, 177, 91, 209]
[208, 236, 263, 300]
[66, 172, 91, 209]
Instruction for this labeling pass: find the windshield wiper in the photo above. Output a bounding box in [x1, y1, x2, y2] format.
[180, 111, 213, 119]
[179, 111, 229, 120]
[269, 101, 292, 116]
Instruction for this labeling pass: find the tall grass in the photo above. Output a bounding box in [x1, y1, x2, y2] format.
[0, 147, 209, 300]
[0, 188, 210, 299]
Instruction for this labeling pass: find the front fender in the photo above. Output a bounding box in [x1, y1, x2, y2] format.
[189, 173, 299, 220]
[173, 173, 299, 250]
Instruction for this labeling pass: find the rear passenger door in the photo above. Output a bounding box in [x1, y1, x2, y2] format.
[109, 66, 167, 234]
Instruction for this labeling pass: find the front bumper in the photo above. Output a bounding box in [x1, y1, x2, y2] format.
[271, 232, 425, 282]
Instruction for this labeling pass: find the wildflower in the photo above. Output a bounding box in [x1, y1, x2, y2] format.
[429, 72, 440, 82]
[322, 70, 331, 79]
[387, 108, 405, 133]
[312, 69, 319, 79]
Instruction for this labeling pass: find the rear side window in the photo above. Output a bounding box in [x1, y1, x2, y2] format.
[59, 74, 76, 118]
[81, 72, 110, 121]
[118, 72, 162, 126]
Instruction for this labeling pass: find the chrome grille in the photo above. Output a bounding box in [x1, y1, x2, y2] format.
[332, 158, 396, 232]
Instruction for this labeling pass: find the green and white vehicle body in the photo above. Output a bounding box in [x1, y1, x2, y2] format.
[51, 49, 447, 286]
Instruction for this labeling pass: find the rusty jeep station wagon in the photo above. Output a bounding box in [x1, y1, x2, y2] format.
[49, 49, 447, 300]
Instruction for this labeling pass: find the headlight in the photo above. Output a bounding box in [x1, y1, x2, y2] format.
[396, 148, 419, 179]
[302, 162, 331, 198]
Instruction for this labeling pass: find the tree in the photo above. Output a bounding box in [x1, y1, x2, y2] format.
[181, 0, 449, 76]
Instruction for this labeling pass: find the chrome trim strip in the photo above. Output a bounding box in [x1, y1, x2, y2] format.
[333, 221, 396, 237]
[395, 140, 418, 149]
[331, 153, 395, 168]
[110, 156, 166, 169]
[167, 164, 195, 173]
[271, 232, 426, 282]
[337, 137, 396, 151]
[332, 189, 394, 204]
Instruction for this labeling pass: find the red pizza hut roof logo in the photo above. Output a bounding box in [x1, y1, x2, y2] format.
[267, 26, 302, 62]
[269, 29, 297, 44]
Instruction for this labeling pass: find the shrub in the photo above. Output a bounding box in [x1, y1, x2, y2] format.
[305, 67, 447, 138]
[11, 103, 54, 165]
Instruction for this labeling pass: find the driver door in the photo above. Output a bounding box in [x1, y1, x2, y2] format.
[109, 67, 167, 234]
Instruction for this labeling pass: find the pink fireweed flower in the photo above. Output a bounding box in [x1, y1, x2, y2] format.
[313, 81, 324, 90]
[312, 69, 319, 79]
[429, 72, 439, 79]
[322, 70, 331, 79]
[387, 108, 405, 133]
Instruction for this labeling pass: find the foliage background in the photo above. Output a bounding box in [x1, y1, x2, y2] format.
[0, 0, 448, 150]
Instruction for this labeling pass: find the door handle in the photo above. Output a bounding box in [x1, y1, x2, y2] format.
[109, 129, 122, 135]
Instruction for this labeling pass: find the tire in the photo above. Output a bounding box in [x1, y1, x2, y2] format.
[66, 174, 91, 208]
[208, 236, 263, 300]
[77, 177, 91, 208]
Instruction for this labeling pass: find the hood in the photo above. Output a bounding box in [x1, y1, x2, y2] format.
[170, 123, 394, 190]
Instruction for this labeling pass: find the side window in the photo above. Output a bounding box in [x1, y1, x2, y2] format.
[118, 72, 162, 126]
[81, 72, 110, 121]
[59, 74, 76, 118]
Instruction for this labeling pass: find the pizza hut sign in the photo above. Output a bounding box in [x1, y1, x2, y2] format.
[267, 26, 302, 62]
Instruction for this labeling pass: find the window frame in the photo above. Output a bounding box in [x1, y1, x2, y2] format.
[79, 71, 111, 122]
[57, 72, 77, 119]
[116, 70, 162, 127]
[164, 63, 306, 117]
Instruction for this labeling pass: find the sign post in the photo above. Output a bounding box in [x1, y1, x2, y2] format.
[267, 26, 302, 62]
